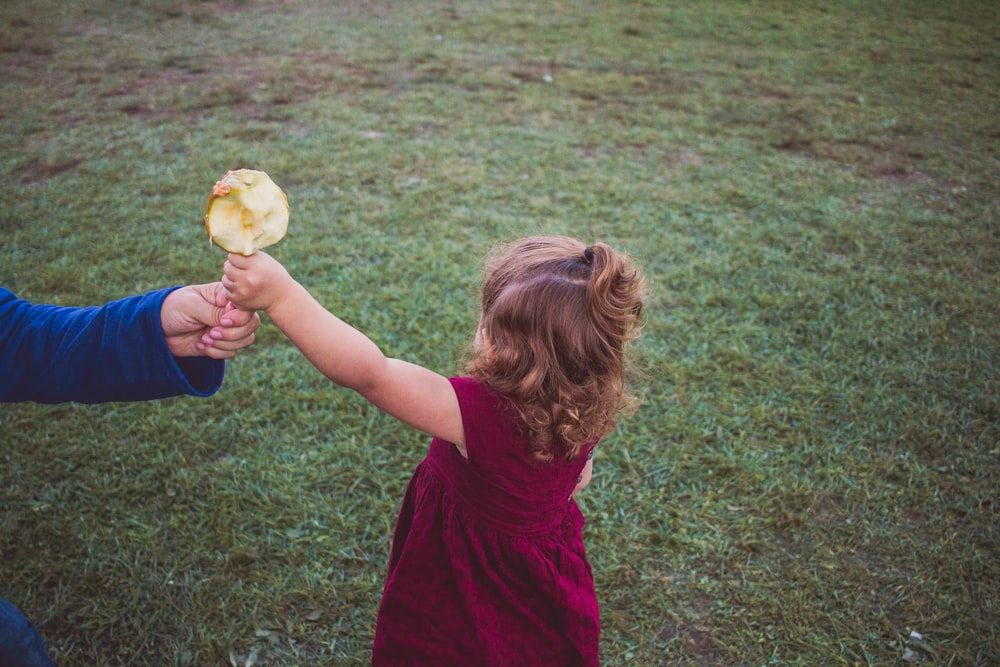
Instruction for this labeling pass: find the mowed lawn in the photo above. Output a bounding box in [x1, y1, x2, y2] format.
[1, 1, 997, 665]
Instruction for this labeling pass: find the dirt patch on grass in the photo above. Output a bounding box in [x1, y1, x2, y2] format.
[96, 50, 369, 120]
[0, 5, 375, 128]
[17, 157, 85, 183]
[659, 617, 720, 664]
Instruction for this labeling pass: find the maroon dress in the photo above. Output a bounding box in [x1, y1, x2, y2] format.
[372, 377, 600, 666]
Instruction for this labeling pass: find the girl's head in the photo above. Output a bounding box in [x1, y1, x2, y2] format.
[467, 235, 645, 460]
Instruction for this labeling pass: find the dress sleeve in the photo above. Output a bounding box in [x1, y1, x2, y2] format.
[0, 286, 225, 403]
[447, 377, 522, 465]
[448, 377, 484, 463]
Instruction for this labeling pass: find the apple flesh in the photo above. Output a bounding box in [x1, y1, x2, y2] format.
[205, 169, 289, 255]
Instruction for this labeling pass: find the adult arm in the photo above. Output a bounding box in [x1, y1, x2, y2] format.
[1, 286, 225, 403]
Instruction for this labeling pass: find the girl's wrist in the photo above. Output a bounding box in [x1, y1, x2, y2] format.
[265, 278, 304, 320]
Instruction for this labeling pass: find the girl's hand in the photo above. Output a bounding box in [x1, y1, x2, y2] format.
[221, 251, 293, 313]
[572, 458, 594, 497]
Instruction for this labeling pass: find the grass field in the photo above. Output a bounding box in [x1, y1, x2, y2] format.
[2, 1, 998, 665]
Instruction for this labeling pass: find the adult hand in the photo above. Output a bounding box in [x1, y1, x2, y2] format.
[161, 283, 261, 359]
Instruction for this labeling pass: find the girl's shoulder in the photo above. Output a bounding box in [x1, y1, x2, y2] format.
[448, 376, 525, 454]
[449, 376, 511, 422]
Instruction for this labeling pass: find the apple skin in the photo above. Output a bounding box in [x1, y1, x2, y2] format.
[205, 169, 289, 255]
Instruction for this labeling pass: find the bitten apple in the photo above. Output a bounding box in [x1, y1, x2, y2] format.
[205, 169, 289, 255]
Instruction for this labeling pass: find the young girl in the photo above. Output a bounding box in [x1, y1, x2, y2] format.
[221, 235, 645, 666]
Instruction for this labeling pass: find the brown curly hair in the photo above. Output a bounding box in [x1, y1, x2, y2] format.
[465, 235, 645, 461]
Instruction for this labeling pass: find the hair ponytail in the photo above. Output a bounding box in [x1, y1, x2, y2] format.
[585, 242, 644, 351]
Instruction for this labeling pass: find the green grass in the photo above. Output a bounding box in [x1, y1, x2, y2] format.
[2, 0, 998, 664]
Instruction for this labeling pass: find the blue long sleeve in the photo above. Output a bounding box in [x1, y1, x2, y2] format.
[0, 286, 225, 403]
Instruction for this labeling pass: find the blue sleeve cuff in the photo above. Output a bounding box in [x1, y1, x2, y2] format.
[145, 287, 226, 399]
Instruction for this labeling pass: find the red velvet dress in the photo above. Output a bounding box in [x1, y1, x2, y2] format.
[372, 377, 599, 666]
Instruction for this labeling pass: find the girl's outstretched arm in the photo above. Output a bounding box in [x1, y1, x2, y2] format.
[222, 252, 466, 453]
